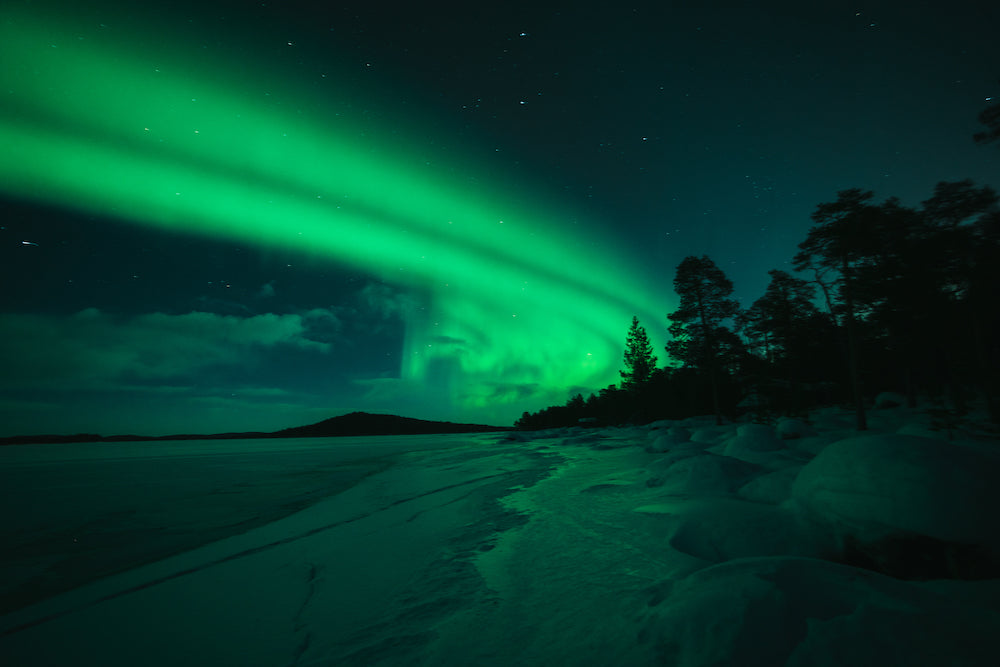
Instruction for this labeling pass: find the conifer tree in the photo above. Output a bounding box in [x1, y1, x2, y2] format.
[744, 270, 821, 415]
[793, 189, 878, 430]
[974, 95, 1000, 146]
[667, 255, 740, 424]
[753, 269, 818, 362]
[621, 316, 657, 391]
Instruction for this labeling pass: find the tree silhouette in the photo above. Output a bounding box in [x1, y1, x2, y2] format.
[736, 302, 772, 362]
[794, 189, 879, 430]
[974, 96, 1000, 146]
[922, 179, 998, 228]
[849, 197, 927, 406]
[919, 180, 1000, 416]
[667, 255, 740, 425]
[970, 209, 1000, 421]
[516, 180, 999, 432]
[742, 270, 822, 415]
[752, 270, 818, 361]
[620, 316, 657, 391]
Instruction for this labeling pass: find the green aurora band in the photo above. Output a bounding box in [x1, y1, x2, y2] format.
[0, 8, 670, 423]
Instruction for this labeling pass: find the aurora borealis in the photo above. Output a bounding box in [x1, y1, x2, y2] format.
[1, 0, 997, 435]
[0, 2, 664, 433]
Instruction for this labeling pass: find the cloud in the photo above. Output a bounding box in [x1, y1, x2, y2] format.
[300, 307, 343, 343]
[0, 308, 333, 390]
[356, 282, 420, 320]
[192, 295, 254, 316]
[479, 381, 540, 404]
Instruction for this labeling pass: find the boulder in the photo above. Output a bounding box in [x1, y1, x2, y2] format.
[721, 423, 784, 462]
[638, 556, 1000, 667]
[647, 427, 692, 453]
[874, 391, 907, 408]
[775, 417, 816, 440]
[792, 434, 1000, 578]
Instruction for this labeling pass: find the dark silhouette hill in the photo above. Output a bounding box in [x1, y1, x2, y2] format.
[273, 412, 507, 438]
[0, 412, 509, 445]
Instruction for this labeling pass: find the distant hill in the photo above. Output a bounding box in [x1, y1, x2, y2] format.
[0, 412, 509, 446]
[273, 412, 508, 438]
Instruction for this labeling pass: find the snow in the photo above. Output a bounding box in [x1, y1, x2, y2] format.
[775, 416, 816, 440]
[638, 556, 1000, 667]
[647, 426, 692, 452]
[874, 391, 908, 408]
[1, 404, 999, 665]
[720, 422, 786, 462]
[792, 434, 1000, 547]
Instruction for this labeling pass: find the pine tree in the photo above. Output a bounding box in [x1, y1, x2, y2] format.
[974, 94, 1000, 146]
[918, 180, 1000, 418]
[753, 269, 819, 362]
[744, 269, 822, 415]
[620, 316, 657, 391]
[793, 188, 878, 431]
[666, 255, 740, 424]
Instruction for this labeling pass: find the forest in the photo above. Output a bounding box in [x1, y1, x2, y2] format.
[515, 178, 1000, 432]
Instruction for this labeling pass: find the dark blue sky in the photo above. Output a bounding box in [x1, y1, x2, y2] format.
[1, 0, 997, 435]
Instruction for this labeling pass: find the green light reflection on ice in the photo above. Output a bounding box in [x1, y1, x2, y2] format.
[0, 8, 670, 422]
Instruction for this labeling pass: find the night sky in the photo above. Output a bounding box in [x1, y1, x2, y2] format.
[1, 0, 997, 436]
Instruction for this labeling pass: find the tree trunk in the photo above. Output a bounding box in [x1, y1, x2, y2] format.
[841, 257, 867, 430]
[697, 292, 723, 426]
[812, 268, 839, 327]
[968, 309, 997, 422]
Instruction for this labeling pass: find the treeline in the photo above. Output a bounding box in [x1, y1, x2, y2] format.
[516, 179, 1000, 431]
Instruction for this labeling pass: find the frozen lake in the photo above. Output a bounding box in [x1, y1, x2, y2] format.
[0, 432, 559, 665]
[2, 414, 998, 665]
[0, 434, 509, 615]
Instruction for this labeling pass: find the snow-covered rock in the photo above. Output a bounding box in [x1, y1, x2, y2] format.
[647, 426, 692, 452]
[775, 417, 816, 439]
[562, 432, 608, 446]
[895, 421, 948, 440]
[738, 466, 802, 504]
[645, 453, 761, 496]
[874, 391, 907, 408]
[678, 415, 721, 428]
[646, 419, 676, 431]
[792, 434, 1000, 578]
[638, 556, 1000, 667]
[646, 499, 810, 562]
[688, 426, 730, 445]
[720, 423, 785, 462]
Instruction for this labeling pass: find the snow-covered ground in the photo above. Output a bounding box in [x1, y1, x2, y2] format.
[2, 403, 999, 665]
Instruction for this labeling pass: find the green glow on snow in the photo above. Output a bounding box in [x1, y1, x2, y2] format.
[0, 8, 670, 422]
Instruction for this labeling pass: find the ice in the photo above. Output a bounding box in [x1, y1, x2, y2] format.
[2, 406, 999, 665]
